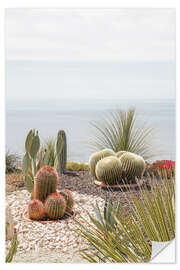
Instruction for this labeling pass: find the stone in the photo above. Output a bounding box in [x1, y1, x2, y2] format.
[6, 206, 14, 240]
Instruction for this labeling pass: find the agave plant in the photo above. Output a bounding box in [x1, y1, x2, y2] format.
[89, 108, 155, 160]
[93, 199, 121, 231]
[6, 229, 18, 263]
[39, 137, 56, 167]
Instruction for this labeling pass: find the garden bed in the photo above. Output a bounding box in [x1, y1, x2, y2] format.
[6, 170, 150, 263]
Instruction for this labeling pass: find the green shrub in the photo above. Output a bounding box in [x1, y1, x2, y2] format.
[66, 161, 89, 171]
[6, 151, 20, 174]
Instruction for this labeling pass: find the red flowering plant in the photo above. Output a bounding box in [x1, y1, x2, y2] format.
[149, 160, 175, 178]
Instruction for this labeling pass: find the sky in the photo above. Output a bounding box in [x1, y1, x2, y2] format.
[6, 8, 175, 101]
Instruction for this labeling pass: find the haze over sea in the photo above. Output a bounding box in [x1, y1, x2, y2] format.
[6, 98, 175, 163]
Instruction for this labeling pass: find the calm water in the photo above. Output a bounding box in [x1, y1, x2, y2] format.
[6, 99, 175, 163]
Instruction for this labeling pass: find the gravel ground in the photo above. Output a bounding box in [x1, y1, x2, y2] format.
[6, 170, 142, 263]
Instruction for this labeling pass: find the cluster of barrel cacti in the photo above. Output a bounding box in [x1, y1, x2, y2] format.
[22, 129, 67, 194]
[28, 165, 74, 220]
[89, 149, 146, 185]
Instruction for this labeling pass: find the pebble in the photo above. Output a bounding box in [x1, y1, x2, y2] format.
[6, 189, 104, 262]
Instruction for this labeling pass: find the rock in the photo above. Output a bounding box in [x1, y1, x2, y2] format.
[6, 206, 14, 240]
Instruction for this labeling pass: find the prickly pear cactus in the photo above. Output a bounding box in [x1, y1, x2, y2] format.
[44, 193, 66, 219]
[119, 152, 146, 183]
[22, 129, 40, 193]
[96, 156, 122, 185]
[28, 199, 46, 220]
[59, 189, 74, 215]
[57, 130, 67, 174]
[89, 149, 115, 179]
[33, 166, 58, 202]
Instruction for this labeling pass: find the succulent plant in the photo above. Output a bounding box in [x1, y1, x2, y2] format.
[116, 151, 127, 158]
[96, 156, 122, 185]
[59, 189, 74, 215]
[44, 193, 66, 219]
[22, 129, 40, 193]
[28, 199, 46, 220]
[119, 152, 146, 183]
[5, 229, 18, 263]
[89, 149, 115, 179]
[33, 166, 58, 202]
[56, 130, 67, 174]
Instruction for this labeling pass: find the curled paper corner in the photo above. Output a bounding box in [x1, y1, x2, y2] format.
[150, 239, 175, 263]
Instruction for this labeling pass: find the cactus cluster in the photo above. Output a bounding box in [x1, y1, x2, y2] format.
[23, 129, 67, 195]
[89, 149, 115, 178]
[45, 193, 66, 219]
[89, 149, 146, 185]
[27, 165, 74, 221]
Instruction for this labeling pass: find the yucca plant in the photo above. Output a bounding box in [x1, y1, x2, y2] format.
[75, 204, 152, 263]
[6, 229, 18, 263]
[89, 108, 154, 160]
[75, 170, 175, 262]
[119, 170, 175, 242]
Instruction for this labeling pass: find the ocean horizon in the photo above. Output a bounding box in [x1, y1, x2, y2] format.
[6, 98, 175, 163]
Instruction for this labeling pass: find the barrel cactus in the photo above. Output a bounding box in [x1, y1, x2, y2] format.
[44, 193, 66, 219]
[116, 151, 127, 158]
[57, 130, 67, 174]
[119, 152, 146, 183]
[59, 189, 74, 215]
[89, 149, 115, 179]
[28, 199, 45, 220]
[33, 166, 58, 202]
[96, 156, 122, 185]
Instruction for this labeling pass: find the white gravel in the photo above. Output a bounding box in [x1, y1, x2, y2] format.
[6, 189, 105, 263]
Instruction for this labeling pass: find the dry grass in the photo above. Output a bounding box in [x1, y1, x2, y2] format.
[6, 173, 24, 186]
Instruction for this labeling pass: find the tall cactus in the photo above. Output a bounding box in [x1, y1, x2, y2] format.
[44, 193, 66, 219]
[33, 166, 58, 202]
[22, 129, 40, 193]
[119, 152, 146, 183]
[57, 130, 67, 174]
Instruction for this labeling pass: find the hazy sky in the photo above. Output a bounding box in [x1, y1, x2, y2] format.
[6, 9, 175, 101]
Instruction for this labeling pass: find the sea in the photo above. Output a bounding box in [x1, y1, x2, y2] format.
[6, 99, 175, 163]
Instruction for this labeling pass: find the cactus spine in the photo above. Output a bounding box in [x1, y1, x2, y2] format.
[28, 199, 46, 220]
[116, 151, 127, 158]
[59, 189, 74, 215]
[57, 130, 67, 174]
[33, 166, 58, 202]
[89, 149, 115, 179]
[119, 152, 146, 183]
[96, 156, 122, 185]
[45, 193, 66, 219]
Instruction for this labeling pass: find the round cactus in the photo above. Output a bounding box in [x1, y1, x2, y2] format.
[96, 156, 122, 185]
[59, 189, 74, 215]
[119, 152, 146, 183]
[89, 149, 115, 179]
[116, 151, 127, 158]
[44, 193, 66, 219]
[33, 166, 59, 202]
[28, 199, 45, 220]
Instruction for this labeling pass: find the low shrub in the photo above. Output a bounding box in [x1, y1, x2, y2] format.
[6, 151, 21, 173]
[66, 161, 89, 171]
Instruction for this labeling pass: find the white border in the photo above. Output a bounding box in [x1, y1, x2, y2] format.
[0, 0, 178, 269]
